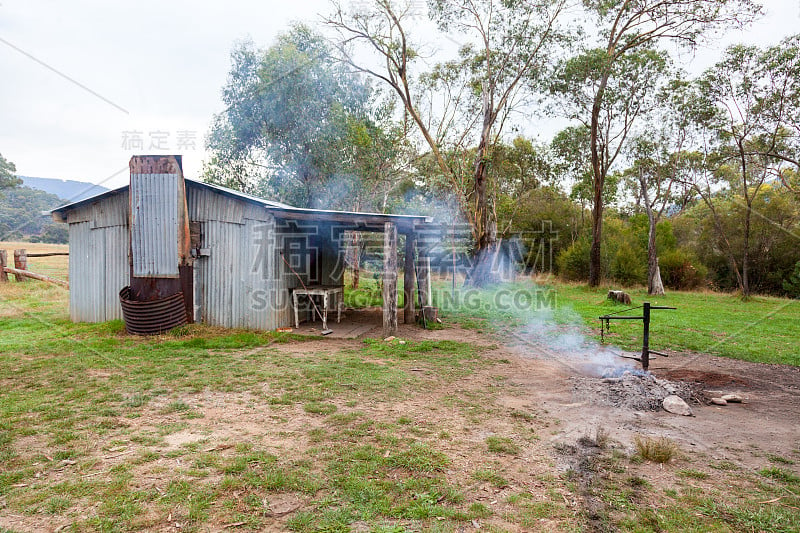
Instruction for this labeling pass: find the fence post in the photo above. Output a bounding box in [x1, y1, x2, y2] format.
[13, 249, 28, 282]
[0, 250, 7, 282]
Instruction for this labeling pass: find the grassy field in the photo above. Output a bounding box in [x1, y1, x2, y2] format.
[433, 279, 800, 367]
[0, 242, 69, 280]
[1, 244, 799, 531]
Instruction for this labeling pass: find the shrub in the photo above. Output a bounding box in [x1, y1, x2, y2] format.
[556, 238, 591, 281]
[782, 261, 800, 298]
[659, 248, 708, 290]
[611, 243, 646, 286]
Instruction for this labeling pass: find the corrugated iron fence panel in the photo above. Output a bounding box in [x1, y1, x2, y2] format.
[198, 220, 239, 328]
[102, 224, 130, 320]
[69, 221, 130, 322]
[92, 191, 129, 228]
[69, 222, 93, 322]
[130, 173, 179, 277]
[187, 184, 243, 223]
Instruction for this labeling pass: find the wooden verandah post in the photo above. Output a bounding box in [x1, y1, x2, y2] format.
[403, 233, 416, 324]
[383, 222, 398, 337]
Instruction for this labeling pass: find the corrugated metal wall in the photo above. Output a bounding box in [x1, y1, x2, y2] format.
[130, 173, 179, 277]
[68, 191, 130, 322]
[66, 183, 346, 330]
[188, 185, 294, 330]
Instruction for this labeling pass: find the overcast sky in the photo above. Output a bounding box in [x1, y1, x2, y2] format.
[1, 0, 798, 193]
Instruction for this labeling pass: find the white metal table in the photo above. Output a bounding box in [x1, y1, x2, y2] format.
[291, 286, 344, 331]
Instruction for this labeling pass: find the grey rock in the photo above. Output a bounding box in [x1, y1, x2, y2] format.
[710, 397, 728, 406]
[663, 395, 693, 416]
[720, 394, 743, 403]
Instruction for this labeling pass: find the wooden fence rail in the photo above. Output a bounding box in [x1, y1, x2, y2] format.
[26, 252, 69, 258]
[2, 267, 69, 288]
[0, 248, 69, 288]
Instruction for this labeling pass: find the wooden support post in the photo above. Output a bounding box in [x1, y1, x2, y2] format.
[13, 249, 28, 282]
[417, 255, 431, 308]
[0, 250, 8, 282]
[403, 234, 416, 324]
[383, 222, 398, 337]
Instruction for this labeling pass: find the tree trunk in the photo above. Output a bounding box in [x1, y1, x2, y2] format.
[646, 209, 664, 295]
[739, 140, 751, 299]
[467, 86, 499, 286]
[588, 71, 611, 287]
[589, 194, 603, 287]
[742, 206, 751, 298]
[651, 259, 665, 295]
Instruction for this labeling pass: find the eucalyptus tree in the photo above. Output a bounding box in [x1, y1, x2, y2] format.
[0, 153, 20, 191]
[551, 47, 671, 286]
[550, 0, 762, 287]
[326, 0, 569, 284]
[750, 34, 800, 193]
[205, 24, 404, 210]
[691, 43, 792, 298]
[623, 134, 695, 295]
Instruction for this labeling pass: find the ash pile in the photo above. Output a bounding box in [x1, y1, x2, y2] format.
[571, 368, 701, 411]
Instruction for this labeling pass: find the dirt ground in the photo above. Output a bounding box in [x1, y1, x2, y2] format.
[503, 342, 800, 472]
[1, 313, 798, 532]
[398, 316, 800, 472]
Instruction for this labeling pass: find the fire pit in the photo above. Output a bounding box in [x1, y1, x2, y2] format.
[572, 370, 701, 411]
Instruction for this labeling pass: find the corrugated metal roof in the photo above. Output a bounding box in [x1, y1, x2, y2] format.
[50, 178, 432, 227]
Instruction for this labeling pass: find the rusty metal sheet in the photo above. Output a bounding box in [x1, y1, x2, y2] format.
[119, 286, 187, 335]
[130, 172, 180, 277]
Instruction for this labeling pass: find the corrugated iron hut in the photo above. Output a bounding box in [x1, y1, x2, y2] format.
[50, 155, 433, 335]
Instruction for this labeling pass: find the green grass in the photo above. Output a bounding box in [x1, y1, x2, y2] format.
[485, 436, 521, 455]
[432, 279, 800, 366]
[584, 449, 800, 532]
[1, 273, 519, 531]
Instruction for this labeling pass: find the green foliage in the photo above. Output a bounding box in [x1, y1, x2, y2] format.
[205, 25, 403, 211]
[0, 153, 21, 190]
[498, 186, 586, 273]
[610, 243, 646, 286]
[782, 261, 800, 298]
[659, 248, 708, 290]
[678, 184, 800, 294]
[0, 186, 68, 242]
[557, 238, 592, 281]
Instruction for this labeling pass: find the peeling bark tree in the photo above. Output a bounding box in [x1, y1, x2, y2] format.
[552, 0, 761, 287]
[326, 0, 568, 284]
[625, 133, 694, 295]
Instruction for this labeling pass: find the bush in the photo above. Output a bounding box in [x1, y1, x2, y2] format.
[659, 249, 707, 290]
[782, 261, 800, 298]
[610, 243, 645, 286]
[556, 238, 591, 281]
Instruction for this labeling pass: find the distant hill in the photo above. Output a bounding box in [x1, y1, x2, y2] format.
[0, 186, 68, 243]
[19, 176, 109, 204]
